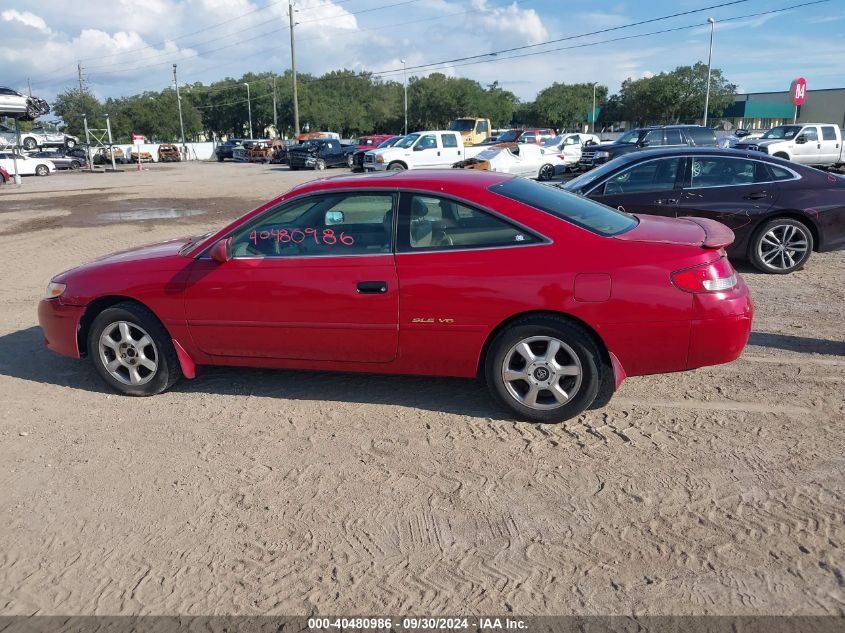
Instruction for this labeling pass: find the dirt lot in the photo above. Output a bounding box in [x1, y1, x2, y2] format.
[0, 162, 843, 615]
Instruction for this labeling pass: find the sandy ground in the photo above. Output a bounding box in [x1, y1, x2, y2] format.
[0, 162, 843, 616]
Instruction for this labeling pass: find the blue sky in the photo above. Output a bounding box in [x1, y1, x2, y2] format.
[1, 0, 843, 104]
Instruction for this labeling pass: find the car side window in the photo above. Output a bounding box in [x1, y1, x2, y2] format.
[643, 130, 664, 146]
[522, 134, 536, 144]
[767, 164, 797, 181]
[417, 135, 438, 150]
[442, 134, 458, 148]
[688, 157, 766, 188]
[475, 121, 488, 134]
[565, 136, 580, 145]
[399, 194, 539, 252]
[601, 158, 682, 195]
[230, 193, 395, 258]
[802, 127, 818, 142]
[665, 129, 683, 145]
[821, 126, 837, 141]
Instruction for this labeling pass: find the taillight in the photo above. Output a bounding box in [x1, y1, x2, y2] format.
[671, 257, 737, 293]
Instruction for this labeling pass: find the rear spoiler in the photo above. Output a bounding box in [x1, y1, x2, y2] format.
[679, 216, 735, 249]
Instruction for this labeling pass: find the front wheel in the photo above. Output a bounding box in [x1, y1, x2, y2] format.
[388, 162, 406, 171]
[485, 316, 603, 423]
[315, 159, 326, 170]
[749, 218, 813, 274]
[538, 163, 555, 181]
[70, 160, 81, 170]
[88, 302, 182, 396]
[65, 139, 77, 149]
[35, 164, 49, 176]
[347, 155, 354, 168]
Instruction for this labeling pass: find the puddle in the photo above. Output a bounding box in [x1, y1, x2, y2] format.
[95, 207, 206, 223]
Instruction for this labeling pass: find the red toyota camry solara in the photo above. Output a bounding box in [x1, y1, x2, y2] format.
[38, 170, 753, 423]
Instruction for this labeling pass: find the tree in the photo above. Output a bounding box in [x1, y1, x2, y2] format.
[526, 82, 609, 131]
[52, 88, 103, 138]
[616, 63, 735, 125]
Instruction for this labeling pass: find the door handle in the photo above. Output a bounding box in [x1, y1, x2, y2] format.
[357, 281, 388, 294]
[654, 198, 678, 205]
[744, 192, 769, 200]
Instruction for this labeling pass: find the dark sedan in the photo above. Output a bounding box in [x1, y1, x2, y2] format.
[31, 150, 87, 170]
[562, 148, 845, 274]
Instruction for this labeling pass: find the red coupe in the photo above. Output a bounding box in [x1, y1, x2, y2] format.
[38, 170, 752, 422]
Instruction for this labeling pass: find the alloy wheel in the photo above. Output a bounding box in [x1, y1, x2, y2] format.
[98, 321, 158, 386]
[501, 336, 583, 410]
[757, 223, 809, 271]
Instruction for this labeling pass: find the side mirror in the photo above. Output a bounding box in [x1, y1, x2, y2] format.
[325, 210, 344, 225]
[210, 237, 232, 263]
[795, 135, 807, 144]
[639, 140, 650, 147]
[413, 144, 424, 151]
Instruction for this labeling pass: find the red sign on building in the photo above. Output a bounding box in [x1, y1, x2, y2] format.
[790, 77, 807, 106]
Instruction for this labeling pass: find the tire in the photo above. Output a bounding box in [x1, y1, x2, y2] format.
[70, 160, 81, 170]
[22, 137, 37, 151]
[388, 161, 406, 171]
[485, 316, 603, 423]
[35, 164, 49, 176]
[347, 154, 354, 168]
[217, 155, 224, 162]
[538, 163, 555, 181]
[87, 302, 182, 396]
[315, 159, 326, 170]
[65, 139, 77, 149]
[748, 217, 813, 274]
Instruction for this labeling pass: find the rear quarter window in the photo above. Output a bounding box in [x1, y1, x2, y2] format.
[489, 178, 638, 237]
[687, 128, 717, 146]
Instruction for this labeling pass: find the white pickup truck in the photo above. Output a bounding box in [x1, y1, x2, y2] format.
[364, 130, 483, 171]
[735, 123, 845, 168]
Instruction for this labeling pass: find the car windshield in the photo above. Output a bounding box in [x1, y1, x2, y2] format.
[762, 125, 801, 139]
[617, 130, 644, 144]
[448, 120, 475, 132]
[564, 156, 635, 193]
[395, 134, 419, 149]
[378, 136, 400, 148]
[496, 130, 521, 142]
[490, 178, 638, 237]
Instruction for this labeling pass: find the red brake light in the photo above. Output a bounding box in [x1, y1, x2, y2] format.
[671, 257, 737, 293]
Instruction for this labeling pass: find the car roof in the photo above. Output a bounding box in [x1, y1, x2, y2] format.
[291, 168, 514, 195]
[609, 146, 816, 170]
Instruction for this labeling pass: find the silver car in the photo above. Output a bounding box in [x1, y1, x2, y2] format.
[0, 87, 50, 121]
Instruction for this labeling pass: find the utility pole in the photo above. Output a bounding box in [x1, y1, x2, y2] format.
[591, 82, 598, 134]
[401, 59, 408, 135]
[27, 78, 32, 97]
[272, 74, 278, 136]
[173, 64, 187, 158]
[77, 62, 84, 94]
[703, 17, 716, 127]
[289, 2, 300, 136]
[243, 82, 253, 138]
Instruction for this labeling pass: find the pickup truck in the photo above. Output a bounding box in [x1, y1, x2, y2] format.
[577, 124, 717, 170]
[287, 138, 354, 170]
[365, 131, 480, 171]
[448, 117, 492, 146]
[734, 123, 845, 168]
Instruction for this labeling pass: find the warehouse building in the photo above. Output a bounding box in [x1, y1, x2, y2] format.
[722, 87, 845, 130]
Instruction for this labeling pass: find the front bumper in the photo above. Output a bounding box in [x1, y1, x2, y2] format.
[37, 299, 85, 358]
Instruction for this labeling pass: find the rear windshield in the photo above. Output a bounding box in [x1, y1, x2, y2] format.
[489, 178, 638, 237]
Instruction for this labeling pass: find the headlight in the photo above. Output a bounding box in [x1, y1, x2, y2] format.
[45, 281, 66, 299]
[375, 156, 384, 163]
[595, 151, 611, 158]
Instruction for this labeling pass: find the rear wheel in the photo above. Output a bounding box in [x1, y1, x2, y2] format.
[485, 316, 603, 423]
[70, 160, 81, 170]
[65, 138, 77, 149]
[315, 158, 326, 170]
[538, 163, 555, 181]
[22, 137, 37, 151]
[88, 302, 182, 396]
[347, 154, 354, 168]
[749, 217, 813, 274]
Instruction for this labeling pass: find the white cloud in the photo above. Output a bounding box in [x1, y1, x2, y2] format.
[472, 0, 548, 45]
[1, 9, 51, 33]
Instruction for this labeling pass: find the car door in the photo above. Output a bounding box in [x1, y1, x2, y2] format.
[793, 126, 820, 164]
[819, 126, 841, 164]
[675, 155, 778, 233]
[411, 134, 443, 168]
[587, 156, 685, 217]
[439, 133, 463, 166]
[183, 191, 399, 363]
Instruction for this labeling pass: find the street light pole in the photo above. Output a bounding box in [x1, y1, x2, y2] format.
[401, 58, 407, 135]
[243, 82, 253, 138]
[591, 82, 598, 134]
[271, 74, 278, 136]
[173, 64, 187, 159]
[703, 17, 716, 127]
[289, 2, 300, 136]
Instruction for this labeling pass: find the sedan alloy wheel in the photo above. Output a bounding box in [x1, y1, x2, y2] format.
[750, 218, 813, 274]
